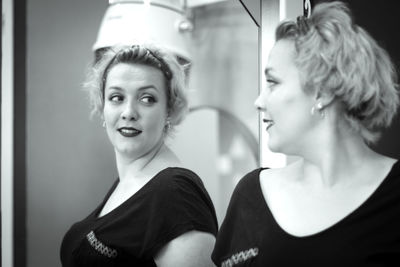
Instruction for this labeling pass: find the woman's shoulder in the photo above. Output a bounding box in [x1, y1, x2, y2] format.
[380, 158, 400, 192]
[234, 168, 265, 191]
[156, 167, 203, 185]
[387, 158, 400, 177]
[150, 167, 210, 198]
[231, 165, 297, 198]
[160, 166, 200, 177]
[225, 167, 270, 206]
[149, 167, 218, 235]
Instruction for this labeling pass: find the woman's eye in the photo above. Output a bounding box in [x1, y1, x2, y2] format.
[266, 79, 279, 90]
[140, 95, 157, 104]
[266, 79, 277, 86]
[109, 95, 124, 102]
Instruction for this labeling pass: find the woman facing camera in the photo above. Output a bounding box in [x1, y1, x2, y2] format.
[61, 44, 218, 267]
[212, 1, 400, 266]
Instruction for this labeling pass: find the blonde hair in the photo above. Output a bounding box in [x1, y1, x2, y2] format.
[276, 1, 399, 143]
[84, 44, 189, 130]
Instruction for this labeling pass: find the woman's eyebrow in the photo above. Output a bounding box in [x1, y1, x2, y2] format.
[106, 85, 159, 92]
[137, 85, 158, 92]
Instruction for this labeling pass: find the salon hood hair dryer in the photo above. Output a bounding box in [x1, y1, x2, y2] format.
[93, 0, 193, 65]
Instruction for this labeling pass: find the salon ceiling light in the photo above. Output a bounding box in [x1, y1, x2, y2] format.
[94, 0, 193, 63]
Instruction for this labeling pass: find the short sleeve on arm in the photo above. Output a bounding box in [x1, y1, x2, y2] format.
[212, 168, 264, 266]
[143, 168, 218, 257]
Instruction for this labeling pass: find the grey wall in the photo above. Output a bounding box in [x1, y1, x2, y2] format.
[27, 1, 111, 266]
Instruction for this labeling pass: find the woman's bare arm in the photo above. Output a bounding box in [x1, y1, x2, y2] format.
[154, 230, 216, 267]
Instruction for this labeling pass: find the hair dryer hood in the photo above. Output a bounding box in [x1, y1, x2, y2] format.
[93, 0, 193, 63]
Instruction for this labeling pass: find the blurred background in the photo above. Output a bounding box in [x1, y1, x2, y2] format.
[2, 0, 399, 267]
[3, 0, 260, 266]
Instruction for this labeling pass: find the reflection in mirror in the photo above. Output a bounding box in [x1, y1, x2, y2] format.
[16, 0, 259, 266]
[93, 0, 193, 63]
[260, 0, 303, 168]
[169, 0, 259, 223]
[171, 105, 259, 224]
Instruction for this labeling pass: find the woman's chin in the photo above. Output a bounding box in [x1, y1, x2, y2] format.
[115, 147, 141, 158]
[267, 139, 279, 152]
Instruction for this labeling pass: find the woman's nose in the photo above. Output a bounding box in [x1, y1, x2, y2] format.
[121, 102, 138, 121]
[254, 93, 266, 112]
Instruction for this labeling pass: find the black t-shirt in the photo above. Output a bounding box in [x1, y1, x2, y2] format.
[60, 167, 218, 267]
[212, 161, 400, 266]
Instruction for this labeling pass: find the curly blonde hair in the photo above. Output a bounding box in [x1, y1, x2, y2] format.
[84, 44, 189, 131]
[275, 1, 399, 143]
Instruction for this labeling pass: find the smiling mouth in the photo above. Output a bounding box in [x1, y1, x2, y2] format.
[263, 119, 275, 130]
[118, 127, 142, 137]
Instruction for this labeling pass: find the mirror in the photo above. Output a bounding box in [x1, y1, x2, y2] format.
[169, 0, 259, 224]
[1, 0, 259, 266]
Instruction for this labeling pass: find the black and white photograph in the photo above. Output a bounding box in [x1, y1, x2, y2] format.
[1, 0, 400, 266]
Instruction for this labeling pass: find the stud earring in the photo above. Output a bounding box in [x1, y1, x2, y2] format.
[310, 102, 325, 118]
[164, 119, 171, 132]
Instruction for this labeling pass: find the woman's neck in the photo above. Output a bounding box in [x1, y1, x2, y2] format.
[297, 124, 383, 188]
[115, 143, 181, 183]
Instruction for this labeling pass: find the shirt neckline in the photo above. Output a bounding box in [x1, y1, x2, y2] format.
[94, 167, 178, 221]
[257, 160, 400, 240]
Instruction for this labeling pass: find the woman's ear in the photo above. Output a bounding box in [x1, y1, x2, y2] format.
[314, 90, 335, 109]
